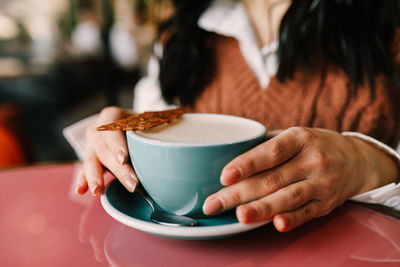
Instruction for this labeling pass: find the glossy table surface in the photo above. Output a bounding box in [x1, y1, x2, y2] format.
[1, 163, 400, 267]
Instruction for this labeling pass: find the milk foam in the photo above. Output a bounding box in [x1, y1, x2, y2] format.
[135, 114, 265, 144]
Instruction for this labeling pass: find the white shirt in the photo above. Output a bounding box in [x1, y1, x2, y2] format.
[65, 0, 400, 210]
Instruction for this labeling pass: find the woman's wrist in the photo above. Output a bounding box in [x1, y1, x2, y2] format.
[346, 135, 400, 194]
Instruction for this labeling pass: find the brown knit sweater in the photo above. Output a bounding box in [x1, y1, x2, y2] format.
[191, 34, 400, 148]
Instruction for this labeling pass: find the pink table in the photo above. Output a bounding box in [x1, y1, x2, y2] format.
[1, 163, 400, 267]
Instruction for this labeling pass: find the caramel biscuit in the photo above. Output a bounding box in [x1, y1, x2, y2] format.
[96, 108, 187, 131]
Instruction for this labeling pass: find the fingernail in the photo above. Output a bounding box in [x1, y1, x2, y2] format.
[123, 176, 137, 192]
[220, 168, 241, 185]
[274, 216, 286, 231]
[116, 149, 127, 165]
[75, 185, 85, 195]
[89, 181, 101, 196]
[203, 196, 224, 215]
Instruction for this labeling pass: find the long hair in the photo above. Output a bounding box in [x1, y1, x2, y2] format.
[159, 0, 400, 106]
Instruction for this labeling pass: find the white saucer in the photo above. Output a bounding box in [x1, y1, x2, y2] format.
[100, 179, 270, 240]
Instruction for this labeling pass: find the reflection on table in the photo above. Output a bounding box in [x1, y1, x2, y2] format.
[1, 163, 400, 267]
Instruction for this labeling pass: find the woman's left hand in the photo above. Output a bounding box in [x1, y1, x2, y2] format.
[202, 127, 399, 232]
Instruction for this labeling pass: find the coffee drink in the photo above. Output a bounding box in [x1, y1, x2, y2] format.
[135, 114, 265, 144]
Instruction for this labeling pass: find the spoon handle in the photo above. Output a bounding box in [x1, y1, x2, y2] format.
[135, 184, 200, 227]
[135, 184, 156, 210]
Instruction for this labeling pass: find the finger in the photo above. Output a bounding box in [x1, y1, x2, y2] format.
[75, 167, 88, 195]
[97, 106, 132, 125]
[266, 129, 283, 139]
[96, 107, 132, 165]
[203, 156, 308, 215]
[220, 128, 305, 185]
[105, 131, 129, 164]
[83, 148, 104, 196]
[87, 122, 138, 193]
[235, 180, 315, 224]
[273, 200, 323, 232]
[89, 235, 106, 263]
[95, 142, 138, 193]
[78, 201, 90, 243]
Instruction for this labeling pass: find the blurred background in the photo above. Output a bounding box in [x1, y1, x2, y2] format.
[0, 0, 172, 167]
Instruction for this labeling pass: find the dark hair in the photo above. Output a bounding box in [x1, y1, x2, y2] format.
[159, 0, 400, 105]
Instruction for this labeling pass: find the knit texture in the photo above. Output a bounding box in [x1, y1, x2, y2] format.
[191, 34, 400, 148]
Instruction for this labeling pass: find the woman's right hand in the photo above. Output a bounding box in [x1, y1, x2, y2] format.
[75, 106, 139, 196]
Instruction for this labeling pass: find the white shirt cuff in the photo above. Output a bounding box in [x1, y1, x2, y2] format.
[342, 132, 400, 210]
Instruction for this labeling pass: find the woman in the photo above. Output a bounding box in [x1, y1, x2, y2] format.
[72, 0, 400, 232]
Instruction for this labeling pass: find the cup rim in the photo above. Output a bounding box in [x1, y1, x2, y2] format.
[126, 113, 266, 147]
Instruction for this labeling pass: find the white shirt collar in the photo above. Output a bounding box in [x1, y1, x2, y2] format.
[198, 0, 278, 89]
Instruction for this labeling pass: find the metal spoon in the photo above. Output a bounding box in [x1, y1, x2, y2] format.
[136, 185, 200, 227]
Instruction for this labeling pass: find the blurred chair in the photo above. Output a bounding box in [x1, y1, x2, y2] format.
[0, 104, 31, 167]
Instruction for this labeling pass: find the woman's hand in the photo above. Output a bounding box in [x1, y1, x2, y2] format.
[75, 107, 139, 196]
[203, 127, 399, 232]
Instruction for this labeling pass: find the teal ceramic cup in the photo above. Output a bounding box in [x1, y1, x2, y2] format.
[126, 113, 266, 218]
